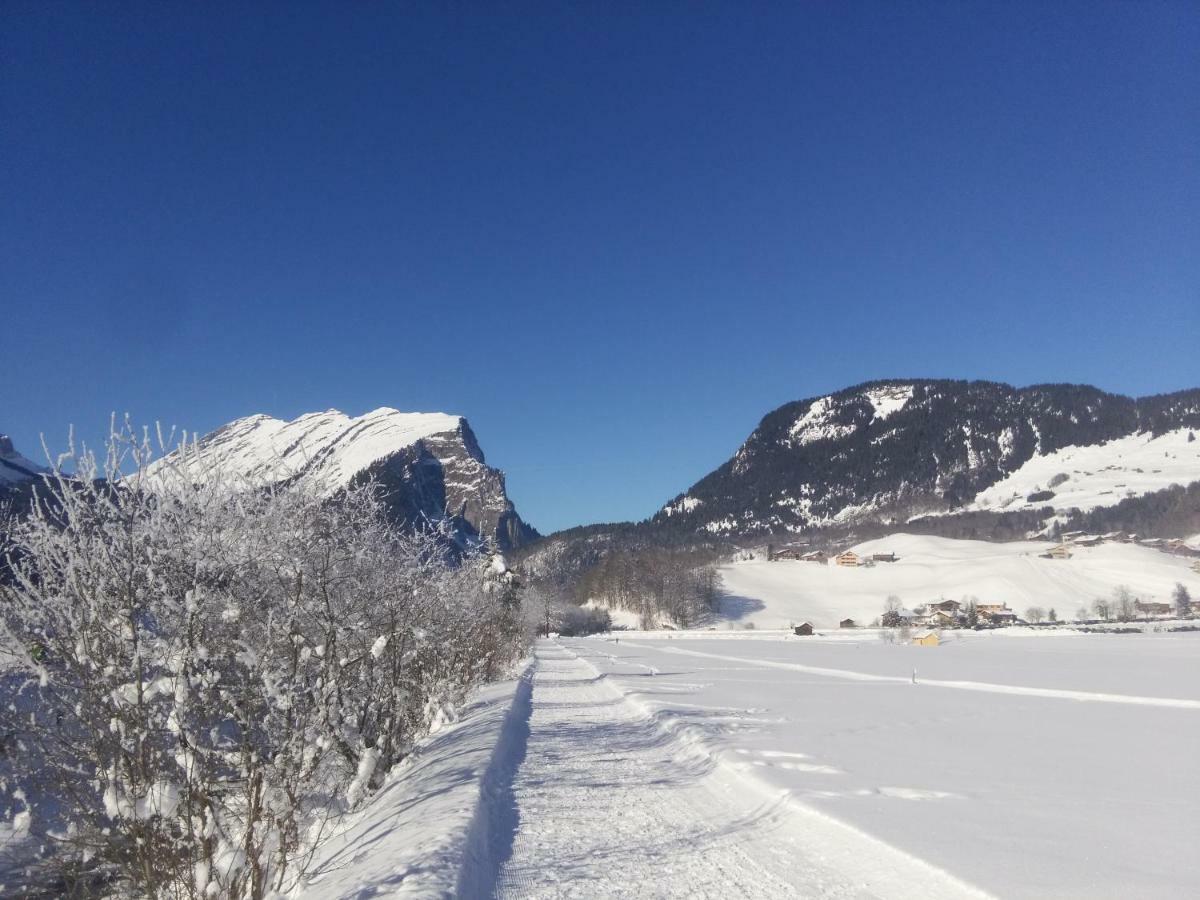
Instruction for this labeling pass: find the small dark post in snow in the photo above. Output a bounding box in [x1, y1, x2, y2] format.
[912, 668, 917, 684]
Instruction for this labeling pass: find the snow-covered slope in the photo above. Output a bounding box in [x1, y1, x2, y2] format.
[653, 379, 1200, 536]
[717, 533, 1200, 629]
[148, 408, 536, 550]
[159, 408, 463, 494]
[964, 428, 1200, 515]
[0, 435, 46, 485]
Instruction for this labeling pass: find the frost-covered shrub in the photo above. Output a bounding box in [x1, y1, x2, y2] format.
[0, 421, 524, 898]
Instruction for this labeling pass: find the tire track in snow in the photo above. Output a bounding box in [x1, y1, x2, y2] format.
[491, 640, 993, 899]
[620, 641, 1200, 709]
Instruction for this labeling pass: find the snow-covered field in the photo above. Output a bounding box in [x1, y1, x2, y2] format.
[561, 630, 1200, 898]
[718, 533, 1200, 629]
[347, 632, 1199, 897]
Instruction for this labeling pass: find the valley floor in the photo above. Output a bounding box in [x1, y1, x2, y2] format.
[493, 642, 989, 899]
[302, 630, 1199, 898]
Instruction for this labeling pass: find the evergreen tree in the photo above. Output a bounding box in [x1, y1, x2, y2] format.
[1174, 582, 1193, 618]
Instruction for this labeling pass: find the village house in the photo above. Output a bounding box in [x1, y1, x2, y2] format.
[836, 550, 860, 567]
[801, 550, 829, 564]
[768, 543, 809, 561]
[912, 633, 940, 647]
[928, 599, 962, 613]
[1134, 600, 1173, 617]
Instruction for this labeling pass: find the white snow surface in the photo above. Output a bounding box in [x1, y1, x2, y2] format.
[299, 666, 533, 898]
[964, 427, 1200, 514]
[295, 630, 1200, 898]
[789, 397, 856, 446]
[718, 533, 1200, 629]
[864, 384, 913, 421]
[494, 642, 991, 899]
[146, 408, 463, 495]
[561, 630, 1200, 899]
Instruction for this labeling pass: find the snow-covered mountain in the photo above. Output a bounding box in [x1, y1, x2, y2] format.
[0, 434, 47, 486]
[151, 408, 537, 550]
[655, 380, 1200, 537]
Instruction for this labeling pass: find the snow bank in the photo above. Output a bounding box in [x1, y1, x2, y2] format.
[299, 661, 533, 899]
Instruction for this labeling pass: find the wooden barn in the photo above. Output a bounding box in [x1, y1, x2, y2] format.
[839, 618, 857, 628]
[793, 622, 814, 636]
[912, 632, 940, 647]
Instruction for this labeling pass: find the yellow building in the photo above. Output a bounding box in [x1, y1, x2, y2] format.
[912, 632, 940, 647]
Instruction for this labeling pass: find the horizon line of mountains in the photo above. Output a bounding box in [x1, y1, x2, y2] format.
[4, 378, 1200, 553]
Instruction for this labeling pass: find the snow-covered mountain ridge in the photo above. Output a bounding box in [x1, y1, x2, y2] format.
[0, 434, 47, 485]
[151, 407, 537, 550]
[655, 379, 1200, 537]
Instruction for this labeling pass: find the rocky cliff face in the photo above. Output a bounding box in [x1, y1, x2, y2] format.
[655, 380, 1200, 537]
[152, 408, 537, 550]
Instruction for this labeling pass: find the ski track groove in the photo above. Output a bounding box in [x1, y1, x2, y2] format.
[490, 640, 992, 899]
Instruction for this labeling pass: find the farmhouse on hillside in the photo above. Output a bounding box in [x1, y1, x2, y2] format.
[872, 552, 898, 563]
[1135, 600, 1173, 617]
[836, 550, 860, 567]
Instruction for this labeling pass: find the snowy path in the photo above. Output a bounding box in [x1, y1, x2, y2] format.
[492, 641, 990, 899]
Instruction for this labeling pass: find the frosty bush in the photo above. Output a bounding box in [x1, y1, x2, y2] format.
[0, 421, 523, 897]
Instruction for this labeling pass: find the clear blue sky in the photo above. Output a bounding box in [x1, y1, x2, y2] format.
[3, 2, 1198, 533]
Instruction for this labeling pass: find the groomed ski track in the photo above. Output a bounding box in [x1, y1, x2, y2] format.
[487, 639, 992, 899]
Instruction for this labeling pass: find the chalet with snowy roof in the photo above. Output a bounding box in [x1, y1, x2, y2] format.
[835, 550, 861, 567]
[769, 543, 809, 561]
[801, 550, 829, 564]
[794, 622, 814, 636]
[912, 633, 940, 647]
[839, 618, 857, 628]
[929, 599, 961, 613]
[926, 609, 959, 627]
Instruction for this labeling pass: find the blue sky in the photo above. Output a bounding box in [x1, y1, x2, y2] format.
[3, 2, 1198, 533]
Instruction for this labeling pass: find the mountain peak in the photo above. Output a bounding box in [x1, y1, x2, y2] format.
[152, 407, 533, 550]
